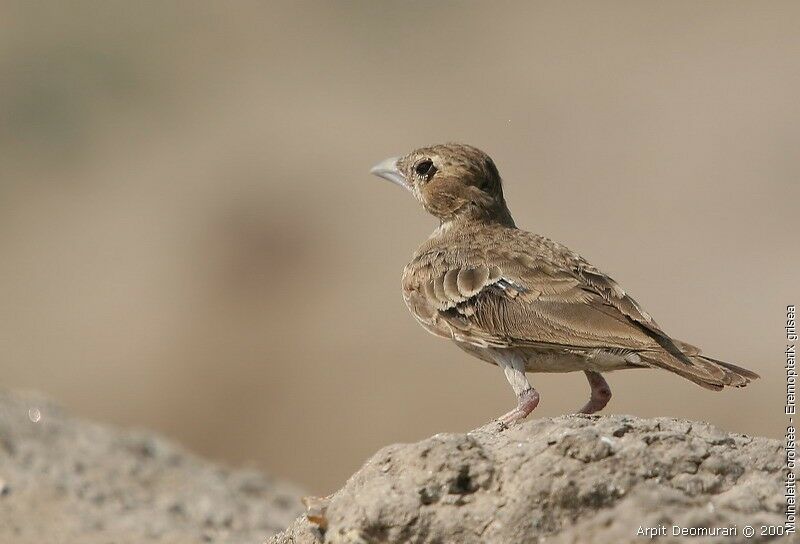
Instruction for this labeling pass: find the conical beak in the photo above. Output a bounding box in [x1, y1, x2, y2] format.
[370, 156, 409, 191]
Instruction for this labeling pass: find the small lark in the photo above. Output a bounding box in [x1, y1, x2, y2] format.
[371, 143, 758, 426]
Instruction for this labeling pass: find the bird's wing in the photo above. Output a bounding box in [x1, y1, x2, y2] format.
[569, 257, 696, 365]
[403, 232, 694, 365]
[403, 231, 756, 389]
[404, 254, 659, 352]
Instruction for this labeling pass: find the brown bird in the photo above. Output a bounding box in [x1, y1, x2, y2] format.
[370, 143, 759, 426]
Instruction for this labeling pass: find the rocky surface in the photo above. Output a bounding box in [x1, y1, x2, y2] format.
[0, 390, 304, 544]
[0, 390, 787, 544]
[272, 415, 786, 544]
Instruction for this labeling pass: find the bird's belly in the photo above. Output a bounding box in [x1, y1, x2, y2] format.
[523, 348, 633, 373]
[455, 341, 636, 373]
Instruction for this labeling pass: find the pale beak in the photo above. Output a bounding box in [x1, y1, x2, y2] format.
[370, 156, 409, 191]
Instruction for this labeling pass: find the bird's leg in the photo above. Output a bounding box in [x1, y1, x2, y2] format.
[578, 370, 612, 414]
[494, 352, 540, 427]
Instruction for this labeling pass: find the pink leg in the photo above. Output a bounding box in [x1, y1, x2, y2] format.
[498, 387, 540, 426]
[578, 370, 612, 414]
[493, 350, 540, 427]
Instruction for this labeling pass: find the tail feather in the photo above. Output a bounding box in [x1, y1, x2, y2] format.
[640, 348, 760, 391]
[699, 356, 761, 383]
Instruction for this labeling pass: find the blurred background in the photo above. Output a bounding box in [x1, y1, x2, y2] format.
[1, 1, 797, 494]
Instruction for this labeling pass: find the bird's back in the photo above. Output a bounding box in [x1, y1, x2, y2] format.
[402, 221, 758, 389]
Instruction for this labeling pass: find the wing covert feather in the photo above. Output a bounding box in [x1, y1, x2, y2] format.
[402, 228, 677, 355]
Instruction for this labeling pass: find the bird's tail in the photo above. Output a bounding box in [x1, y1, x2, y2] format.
[640, 340, 760, 391]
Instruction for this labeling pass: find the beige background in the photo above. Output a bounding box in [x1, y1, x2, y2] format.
[1, 1, 797, 494]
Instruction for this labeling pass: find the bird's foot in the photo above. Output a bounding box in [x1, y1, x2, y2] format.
[577, 370, 611, 414]
[494, 388, 540, 430]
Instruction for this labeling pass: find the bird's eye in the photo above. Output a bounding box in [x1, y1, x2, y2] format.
[414, 159, 436, 179]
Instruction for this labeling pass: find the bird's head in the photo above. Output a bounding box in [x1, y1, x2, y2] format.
[370, 143, 514, 226]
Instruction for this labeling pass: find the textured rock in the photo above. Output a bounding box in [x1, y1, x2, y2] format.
[0, 390, 786, 544]
[0, 390, 304, 543]
[271, 415, 785, 544]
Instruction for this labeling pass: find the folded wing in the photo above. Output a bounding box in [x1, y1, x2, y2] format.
[403, 239, 758, 389]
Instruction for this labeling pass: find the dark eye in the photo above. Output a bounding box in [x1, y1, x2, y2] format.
[414, 159, 436, 179]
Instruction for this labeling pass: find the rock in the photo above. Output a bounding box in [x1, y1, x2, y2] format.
[0, 390, 304, 543]
[0, 390, 786, 544]
[270, 415, 785, 544]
